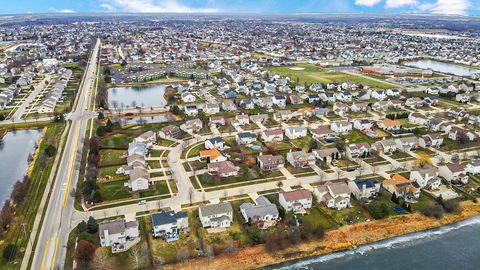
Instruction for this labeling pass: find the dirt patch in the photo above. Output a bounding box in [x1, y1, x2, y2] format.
[289, 67, 305, 71]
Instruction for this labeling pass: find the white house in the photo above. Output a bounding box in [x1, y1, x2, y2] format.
[410, 166, 441, 190]
[151, 211, 189, 241]
[127, 167, 150, 192]
[466, 160, 480, 175]
[261, 128, 284, 142]
[285, 126, 307, 140]
[205, 136, 226, 150]
[353, 119, 373, 130]
[181, 91, 196, 103]
[330, 121, 352, 134]
[439, 163, 469, 185]
[278, 189, 313, 212]
[314, 183, 351, 210]
[99, 219, 139, 250]
[347, 178, 381, 201]
[198, 202, 233, 229]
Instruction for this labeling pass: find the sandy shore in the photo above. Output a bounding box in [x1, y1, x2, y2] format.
[166, 201, 480, 270]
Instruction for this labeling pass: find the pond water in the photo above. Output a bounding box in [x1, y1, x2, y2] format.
[404, 59, 479, 77]
[114, 114, 174, 125]
[263, 216, 480, 270]
[108, 85, 167, 109]
[0, 129, 42, 205]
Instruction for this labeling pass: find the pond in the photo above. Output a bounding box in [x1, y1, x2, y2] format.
[404, 59, 479, 77]
[114, 114, 175, 125]
[0, 129, 42, 204]
[108, 85, 167, 109]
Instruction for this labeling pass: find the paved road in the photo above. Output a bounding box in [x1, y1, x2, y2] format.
[31, 39, 101, 270]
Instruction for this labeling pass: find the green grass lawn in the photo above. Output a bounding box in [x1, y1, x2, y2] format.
[139, 181, 170, 197]
[410, 191, 437, 212]
[342, 130, 376, 144]
[97, 180, 132, 201]
[321, 200, 371, 226]
[98, 166, 127, 181]
[187, 143, 204, 158]
[100, 149, 126, 166]
[100, 133, 132, 148]
[148, 160, 162, 169]
[290, 135, 314, 152]
[303, 206, 337, 230]
[265, 63, 395, 89]
[198, 165, 282, 187]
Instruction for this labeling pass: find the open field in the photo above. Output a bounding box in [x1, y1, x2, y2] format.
[266, 63, 395, 89]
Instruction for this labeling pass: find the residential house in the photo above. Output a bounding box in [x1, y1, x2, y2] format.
[99, 218, 140, 250]
[222, 100, 237, 111]
[158, 125, 182, 139]
[372, 138, 398, 154]
[234, 114, 250, 126]
[310, 126, 335, 141]
[272, 95, 287, 108]
[200, 148, 227, 163]
[347, 142, 371, 159]
[313, 147, 340, 163]
[382, 174, 420, 201]
[408, 113, 429, 126]
[279, 189, 313, 212]
[208, 161, 240, 177]
[395, 136, 419, 152]
[448, 127, 477, 142]
[204, 103, 220, 115]
[205, 137, 226, 150]
[419, 134, 444, 148]
[184, 105, 199, 116]
[134, 131, 157, 148]
[198, 202, 233, 229]
[348, 178, 381, 201]
[330, 121, 352, 134]
[209, 116, 226, 127]
[439, 163, 469, 185]
[378, 118, 401, 131]
[371, 90, 387, 100]
[180, 119, 203, 133]
[250, 114, 269, 124]
[410, 166, 441, 190]
[236, 132, 257, 145]
[333, 102, 349, 116]
[127, 167, 150, 192]
[285, 126, 307, 140]
[466, 160, 480, 175]
[257, 154, 285, 171]
[261, 128, 284, 142]
[151, 211, 189, 241]
[350, 102, 369, 113]
[286, 150, 316, 168]
[314, 183, 351, 210]
[181, 91, 196, 103]
[240, 196, 279, 229]
[353, 119, 373, 130]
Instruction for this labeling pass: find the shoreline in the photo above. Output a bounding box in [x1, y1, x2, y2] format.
[166, 201, 480, 270]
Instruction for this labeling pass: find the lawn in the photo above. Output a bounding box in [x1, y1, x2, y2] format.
[321, 200, 371, 226]
[410, 191, 437, 212]
[98, 165, 127, 181]
[290, 135, 314, 151]
[139, 181, 170, 197]
[342, 130, 376, 144]
[265, 63, 395, 89]
[303, 206, 337, 230]
[198, 164, 283, 188]
[100, 149, 126, 166]
[187, 143, 204, 158]
[100, 133, 132, 148]
[148, 160, 162, 169]
[97, 180, 132, 201]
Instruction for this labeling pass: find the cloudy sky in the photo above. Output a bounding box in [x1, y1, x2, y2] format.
[1, 0, 478, 16]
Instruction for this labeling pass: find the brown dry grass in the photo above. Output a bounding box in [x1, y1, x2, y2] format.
[166, 201, 480, 270]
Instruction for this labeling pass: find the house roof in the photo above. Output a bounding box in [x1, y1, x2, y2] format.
[353, 178, 379, 189]
[151, 211, 188, 226]
[200, 148, 223, 161]
[382, 118, 401, 127]
[280, 189, 312, 201]
[199, 202, 233, 217]
[445, 163, 466, 173]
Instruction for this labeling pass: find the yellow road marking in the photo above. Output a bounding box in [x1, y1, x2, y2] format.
[40, 238, 51, 270]
[50, 237, 59, 270]
[62, 121, 80, 208]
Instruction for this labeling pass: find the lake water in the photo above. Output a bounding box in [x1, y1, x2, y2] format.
[114, 114, 174, 125]
[0, 129, 42, 204]
[108, 85, 167, 109]
[263, 216, 480, 270]
[404, 60, 479, 77]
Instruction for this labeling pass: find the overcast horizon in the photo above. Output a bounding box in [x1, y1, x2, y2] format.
[1, 0, 479, 16]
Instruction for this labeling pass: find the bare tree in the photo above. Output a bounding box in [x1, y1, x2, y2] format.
[224, 239, 238, 256]
[91, 248, 112, 270]
[176, 246, 190, 263]
[205, 244, 214, 264]
[188, 187, 194, 205]
[128, 244, 146, 269]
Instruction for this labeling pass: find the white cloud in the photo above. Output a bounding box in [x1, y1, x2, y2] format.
[100, 3, 115, 11]
[385, 0, 418, 8]
[420, 0, 470, 15]
[355, 0, 383, 6]
[49, 8, 76, 13]
[102, 0, 219, 13]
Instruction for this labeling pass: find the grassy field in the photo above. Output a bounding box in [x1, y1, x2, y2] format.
[97, 180, 132, 201]
[265, 63, 395, 89]
[100, 149, 126, 166]
[342, 130, 376, 144]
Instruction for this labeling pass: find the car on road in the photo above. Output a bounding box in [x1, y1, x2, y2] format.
[138, 200, 146, 205]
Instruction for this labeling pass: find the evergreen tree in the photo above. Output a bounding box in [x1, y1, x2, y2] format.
[86, 216, 98, 234]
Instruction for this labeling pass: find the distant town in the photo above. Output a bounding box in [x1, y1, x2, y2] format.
[0, 13, 480, 270]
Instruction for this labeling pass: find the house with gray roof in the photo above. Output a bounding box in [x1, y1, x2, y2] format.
[151, 211, 189, 241]
[99, 218, 139, 252]
[239, 196, 279, 229]
[198, 202, 233, 229]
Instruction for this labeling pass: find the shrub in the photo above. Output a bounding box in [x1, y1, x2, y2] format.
[442, 200, 462, 214]
[368, 201, 390, 219]
[2, 244, 17, 262]
[44, 144, 57, 157]
[420, 203, 444, 219]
